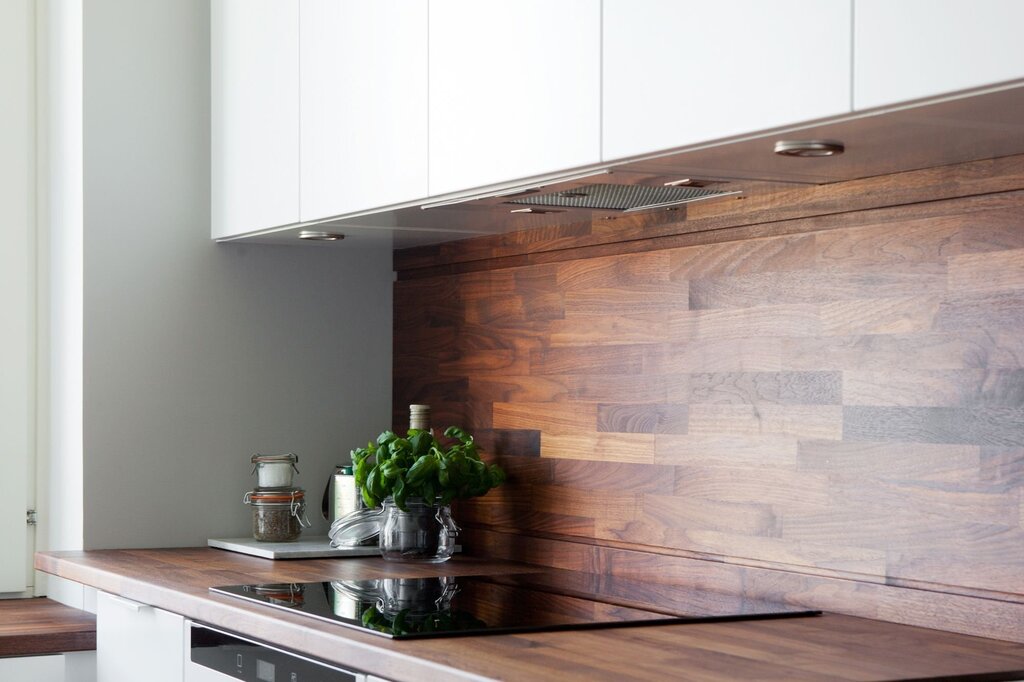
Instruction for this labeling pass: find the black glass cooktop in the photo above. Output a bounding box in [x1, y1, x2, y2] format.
[211, 572, 819, 639]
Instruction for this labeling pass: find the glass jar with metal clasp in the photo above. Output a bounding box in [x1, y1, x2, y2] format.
[244, 488, 311, 542]
[250, 452, 299, 489]
[328, 497, 459, 563]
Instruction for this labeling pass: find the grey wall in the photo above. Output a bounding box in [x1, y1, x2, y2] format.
[82, 0, 392, 548]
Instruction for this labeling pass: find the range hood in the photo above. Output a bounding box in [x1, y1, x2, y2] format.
[503, 182, 741, 213]
[235, 81, 1024, 248]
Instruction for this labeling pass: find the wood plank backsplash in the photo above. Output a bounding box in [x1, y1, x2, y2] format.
[393, 156, 1024, 641]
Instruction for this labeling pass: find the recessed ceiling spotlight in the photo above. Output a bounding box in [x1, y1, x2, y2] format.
[298, 230, 345, 241]
[773, 140, 845, 157]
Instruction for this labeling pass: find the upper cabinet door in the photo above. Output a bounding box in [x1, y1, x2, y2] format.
[854, 0, 1024, 110]
[602, 0, 852, 162]
[211, 0, 299, 240]
[428, 0, 601, 196]
[300, 1, 428, 220]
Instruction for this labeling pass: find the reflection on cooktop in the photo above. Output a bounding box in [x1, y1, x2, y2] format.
[210, 572, 820, 639]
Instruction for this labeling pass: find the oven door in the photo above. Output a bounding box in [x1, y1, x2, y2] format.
[186, 621, 365, 682]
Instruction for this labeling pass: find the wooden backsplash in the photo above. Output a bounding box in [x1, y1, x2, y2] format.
[393, 156, 1024, 642]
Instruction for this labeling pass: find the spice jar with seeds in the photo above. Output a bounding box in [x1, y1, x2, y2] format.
[244, 488, 310, 542]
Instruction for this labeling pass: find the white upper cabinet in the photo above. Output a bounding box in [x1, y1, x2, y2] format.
[300, 1, 428, 220]
[602, 0, 853, 162]
[211, 0, 299, 240]
[213, 1, 427, 239]
[428, 0, 602, 196]
[853, 0, 1024, 110]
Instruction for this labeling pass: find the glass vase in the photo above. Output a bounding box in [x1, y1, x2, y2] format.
[379, 497, 459, 563]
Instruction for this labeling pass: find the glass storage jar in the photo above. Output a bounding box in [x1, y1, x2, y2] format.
[379, 498, 459, 563]
[244, 488, 310, 542]
[250, 452, 299, 489]
[327, 497, 460, 562]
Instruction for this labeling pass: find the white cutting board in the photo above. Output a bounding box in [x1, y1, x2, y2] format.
[208, 536, 380, 560]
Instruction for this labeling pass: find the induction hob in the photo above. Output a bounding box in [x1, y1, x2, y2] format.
[211, 572, 820, 639]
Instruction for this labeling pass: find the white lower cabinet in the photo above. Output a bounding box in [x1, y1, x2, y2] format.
[0, 651, 96, 682]
[65, 651, 97, 682]
[96, 591, 184, 682]
[0, 655, 65, 682]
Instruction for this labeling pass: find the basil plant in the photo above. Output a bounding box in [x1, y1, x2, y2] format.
[352, 426, 506, 510]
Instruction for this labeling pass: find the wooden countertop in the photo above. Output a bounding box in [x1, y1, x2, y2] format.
[0, 597, 96, 657]
[36, 548, 1024, 681]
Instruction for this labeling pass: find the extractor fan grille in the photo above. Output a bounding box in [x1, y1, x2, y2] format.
[505, 183, 738, 212]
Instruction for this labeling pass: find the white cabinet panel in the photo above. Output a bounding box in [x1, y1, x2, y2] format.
[65, 651, 97, 682]
[0, 655, 65, 682]
[300, 0, 428, 220]
[0, 0, 33, 594]
[603, 0, 852, 161]
[97, 592, 184, 682]
[854, 0, 1024, 110]
[429, 0, 601, 196]
[211, 0, 299, 239]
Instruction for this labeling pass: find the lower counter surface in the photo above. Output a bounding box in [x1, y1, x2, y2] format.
[35, 548, 1024, 682]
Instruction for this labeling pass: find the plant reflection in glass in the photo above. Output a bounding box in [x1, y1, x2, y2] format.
[359, 577, 488, 636]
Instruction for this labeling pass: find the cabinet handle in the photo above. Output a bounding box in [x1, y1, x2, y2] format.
[105, 594, 145, 612]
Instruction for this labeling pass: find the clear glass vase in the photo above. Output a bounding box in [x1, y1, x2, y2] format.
[379, 498, 459, 563]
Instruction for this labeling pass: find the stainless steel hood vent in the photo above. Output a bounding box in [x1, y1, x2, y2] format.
[504, 183, 740, 212]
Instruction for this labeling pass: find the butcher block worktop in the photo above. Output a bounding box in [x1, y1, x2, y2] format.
[0, 597, 96, 657]
[35, 548, 1024, 681]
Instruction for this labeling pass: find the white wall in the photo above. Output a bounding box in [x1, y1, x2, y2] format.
[40, 0, 85, 559]
[78, 0, 392, 548]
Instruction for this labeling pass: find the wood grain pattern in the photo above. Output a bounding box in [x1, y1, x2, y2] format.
[686, 371, 841, 405]
[392, 155, 1024, 640]
[842, 369, 1024, 407]
[34, 549, 1024, 682]
[0, 598, 95, 656]
[596, 403, 689, 434]
[395, 157, 1024, 275]
[844, 406, 1024, 446]
[687, 261, 948, 310]
[461, 528, 1024, 644]
[493, 401, 596, 434]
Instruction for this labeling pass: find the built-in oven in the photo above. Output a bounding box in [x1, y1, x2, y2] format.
[187, 622, 365, 682]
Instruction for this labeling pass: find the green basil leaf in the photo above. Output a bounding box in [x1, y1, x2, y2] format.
[360, 486, 377, 508]
[368, 464, 387, 502]
[388, 437, 410, 456]
[353, 457, 370, 488]
[406, 455, 437, 485]
[393, 478, 408, 511]
[409, 431, 432, 457]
